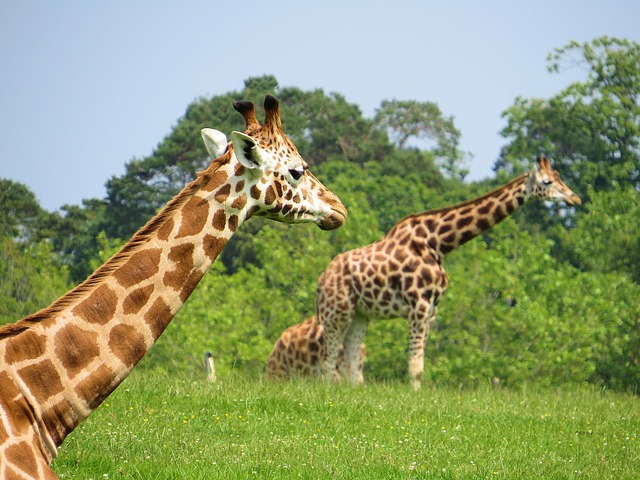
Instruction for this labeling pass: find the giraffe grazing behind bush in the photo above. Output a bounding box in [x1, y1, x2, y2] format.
[266, 316, 365, 383]
[317, 157, 580, 390]
[0, 95, 346, 479]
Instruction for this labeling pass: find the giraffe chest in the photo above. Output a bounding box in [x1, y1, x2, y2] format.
[346, 244, 448, 318]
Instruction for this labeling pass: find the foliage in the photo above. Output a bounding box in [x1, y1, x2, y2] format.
[4, 37, 640, 392]
[497, 36, 640, 198]
[0, 237, 70, 323]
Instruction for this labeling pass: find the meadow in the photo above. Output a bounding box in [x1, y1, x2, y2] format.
[51, 370, 639, 479]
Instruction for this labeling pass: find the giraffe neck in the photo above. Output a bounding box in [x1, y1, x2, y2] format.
[400, 173, 531, 258]
[0, 149, 252, 457]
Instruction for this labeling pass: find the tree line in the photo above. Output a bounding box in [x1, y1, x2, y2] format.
[2, 36, 638, 390]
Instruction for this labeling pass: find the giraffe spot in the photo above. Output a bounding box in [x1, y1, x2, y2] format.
[176, 197, 209, 239]
[44, 400, 78, 447]
[264, 185, 276, 205]
[456, 216, 473, 228]
[202, 169, 229, 192]
[18, 360, 64, 403]
[228, 215, 239, 232]
[75, 364, 116, 411]
[231, 195, 247, 210]
[459, 230, 475, 244]
[203, 234, 228, 261]
[123, 285, 155, 315]
[113, 249, 161, 289]
[250, 184, 261, 200]
[214, 184, 232, 204]
[4, 330, 47, 364]
[163, 243, 195, 291]
[6, 443, 38, 478]
[108, 324, 146, 369]
[477, 217, 491, 231]
[144, 297, 173, 339]
[516, 196, 525, 206]
[54, 325, 99, 379]
[438, 223, 452, 235]
[235, 179, 245, 193]
[212, 210, 226, 231]
[72, 284, 119, 325]
[442, 233, 456, 244]
[477, 201, 494, 215]
[157, 218, 174, 241]
[177, 271, 205, 303]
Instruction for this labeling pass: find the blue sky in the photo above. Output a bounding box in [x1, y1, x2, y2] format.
[2, 1, 639, 212]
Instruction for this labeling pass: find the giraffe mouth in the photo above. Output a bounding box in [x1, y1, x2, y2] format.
[318, 206, 347, 231]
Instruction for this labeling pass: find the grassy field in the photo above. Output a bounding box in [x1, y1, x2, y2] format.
[51, 371, 639, 479]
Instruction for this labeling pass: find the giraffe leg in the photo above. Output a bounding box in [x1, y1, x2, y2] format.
[319, 311, 350, 383]
[342, 315, 368, 385]
[407, 302, 436, 390]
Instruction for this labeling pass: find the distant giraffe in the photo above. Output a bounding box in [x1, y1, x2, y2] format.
[266, 316, 365, 382]
[0, 95, 346, 479]
[317, 157, 580, 389]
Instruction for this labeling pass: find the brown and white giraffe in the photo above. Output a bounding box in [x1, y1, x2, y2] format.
[317, 157, 580, 390]
[266, 316, 365, 382]
[0, 95, 347, 479]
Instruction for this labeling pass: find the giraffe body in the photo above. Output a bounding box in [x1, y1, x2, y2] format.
[0, 96, 346, 478]
[317, 158, 580, 389]
[266, 316, 365, 382]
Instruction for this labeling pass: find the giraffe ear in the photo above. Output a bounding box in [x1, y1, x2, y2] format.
[230, 131, 263, 169]
[201, 128, 228, 159]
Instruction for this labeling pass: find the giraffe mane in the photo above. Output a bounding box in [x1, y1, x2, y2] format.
[0, 150, 233, 340]
[388, 172, 530, 235]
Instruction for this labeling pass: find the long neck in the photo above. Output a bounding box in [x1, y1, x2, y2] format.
[0, 150, 252, 456]
[402, 173, 530, 257]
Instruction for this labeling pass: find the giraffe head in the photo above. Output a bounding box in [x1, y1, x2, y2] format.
[201, 95, 347, 230]
[527, 157, 582, 205]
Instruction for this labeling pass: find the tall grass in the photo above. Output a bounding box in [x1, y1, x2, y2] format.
[52, 370, 639, 479]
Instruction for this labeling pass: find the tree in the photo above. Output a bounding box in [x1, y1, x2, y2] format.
[497, 36, 640, 197]
[0, 179, 48, 242]
[374, 99, 467, 179]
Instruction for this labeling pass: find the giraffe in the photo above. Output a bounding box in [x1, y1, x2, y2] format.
[266, 316, 365, 382]
[317, 157, 580, 390]
[0, 95, 347, 479]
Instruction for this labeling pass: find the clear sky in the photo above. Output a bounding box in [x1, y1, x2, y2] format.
[1, 1, 639, 212]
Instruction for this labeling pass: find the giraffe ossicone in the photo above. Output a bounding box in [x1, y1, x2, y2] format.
[0, 95, 346, 478]
[317, 157, 580, 390]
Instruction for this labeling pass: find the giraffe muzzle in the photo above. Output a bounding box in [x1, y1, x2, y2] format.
[319, 205, 347, 231]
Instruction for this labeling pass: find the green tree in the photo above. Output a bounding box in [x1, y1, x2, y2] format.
[498, 36, 640, 197]
[374, 99, 467, 179]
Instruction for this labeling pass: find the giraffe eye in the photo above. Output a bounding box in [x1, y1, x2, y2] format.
[289, 168, 304, 181]
[542, 179, 552, 186]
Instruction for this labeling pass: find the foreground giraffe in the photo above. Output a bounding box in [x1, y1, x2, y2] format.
[266, 316, 365, 382]
[0, 95, 346, 479]
[317, 157, 580, 390]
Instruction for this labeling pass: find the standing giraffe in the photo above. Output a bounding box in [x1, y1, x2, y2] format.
[0, 95, 346, 479]
[266, 316, 366, 382]
[317, 157, 580, 390]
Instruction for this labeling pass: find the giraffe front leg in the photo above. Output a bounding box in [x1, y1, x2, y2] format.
[342, 315, 368, 385]
[407, 302, 436, 390]
[319, 315, 349, 384]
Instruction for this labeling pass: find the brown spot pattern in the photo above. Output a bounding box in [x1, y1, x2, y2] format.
[176, 197, 209, 239]
[18, 360, 63, 402]
[72, 284, 118, 325]
[144, 297, 173, 339]
[122, 285, 155, 315]
[108, 324, 146, 368]
[4, 330, 47, 364]
[54, 325, 99, 378]
[113, 249, 161, 289]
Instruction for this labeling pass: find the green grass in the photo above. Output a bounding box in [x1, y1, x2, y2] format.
[52, 371, 639, 479]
